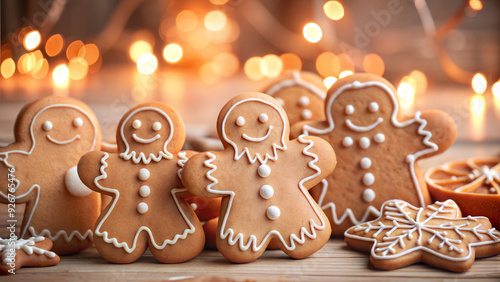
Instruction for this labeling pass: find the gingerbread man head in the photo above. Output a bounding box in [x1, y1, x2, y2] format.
[217, 93, 288, 164]
[262, 70, 326, 126]
[118, 102, 185, 164]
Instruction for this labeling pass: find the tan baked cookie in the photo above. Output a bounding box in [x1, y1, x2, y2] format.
[78, 102, 204, 263]
[181, 92, 336, 263]
[425, 157, 500, 228]
[292, 73, 457, 236]
[262, 70, 326, 126]
[344, 199, 500, 272]
[187, 197, 221, 222]
[0, 236, 60, 275]
[0, 95, 102, 254]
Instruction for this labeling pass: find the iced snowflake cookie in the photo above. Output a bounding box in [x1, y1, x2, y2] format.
[181, 92, 336, 263]
[0, 95, 102, 254]
[291, 73, 457, 236]
[344, 199, 500, 272]
[0, 236, 60, 275]
[77, 102, 204, 263]
[262, 70, 326, 126]
[425, 157, 500, 229]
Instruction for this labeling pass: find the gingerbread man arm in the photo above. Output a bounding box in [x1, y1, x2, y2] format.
[77, 150, 115, 196]
[181, 151, 229, 198]
[417, 110, 457, 158]
[294, 135, 336, 189]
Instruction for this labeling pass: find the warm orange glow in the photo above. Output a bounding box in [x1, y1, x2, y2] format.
[213, 52, 239, 77]
[32, 58, 48, 79]
[323, 76, 338, 89]
[260, 54, 283, 78]
[397, 81, 415, 101]
[1, 44, 12, 61]
[89, 55, 102, 74]
[472, 73, 487, 94]
[24, 30, 41, 51]
[469, 0, 483, 11]
[52, 64, 69, 85]
[493, 80, 500, 99]
[66, 40, 84, 61]
[199, 62, 221, 84]
[68, 58, 89, 80]
[337, 54, 355, 74]
[78, 43, 100, 65]
[129, 40, 152, 63]
[29, 50, 44, 75]
[45, 34, 64, 57]
[1, 58, 15, 78]
[316, 52, 338, 77]
[18, 53, 36, 74]
[210, 0, 229, 4]
[244, 57, 264, 81]
[303, 23, 322, 43]
[204, 11, 227, 31]
[339, 70, 354, 79]
[470, 94, 485, 141]
[279, 53, 302, 71]
[137, 53, 158, 75]
[363, 53, 385, 76]
[324, 1, 344, 21]
[176, 10, 198, 32]
[187, 28, 209, 50]
[409, 70, 427, 95]
[163, 43, 183, 63]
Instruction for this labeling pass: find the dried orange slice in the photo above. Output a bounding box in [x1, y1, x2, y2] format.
[425, 157, 500, 228]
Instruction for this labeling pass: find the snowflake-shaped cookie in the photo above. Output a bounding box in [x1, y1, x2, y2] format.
[344, 199, 500, 272]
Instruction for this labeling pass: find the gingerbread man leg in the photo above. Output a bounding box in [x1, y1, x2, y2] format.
[93, 232, 148, 264]
[216, 238, 268, 264]
[149, 230, 205, 263]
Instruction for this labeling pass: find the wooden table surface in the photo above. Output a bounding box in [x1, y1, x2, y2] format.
[1, 69, 500, 280]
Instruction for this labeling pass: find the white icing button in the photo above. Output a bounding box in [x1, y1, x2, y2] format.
[236, 116, 245, 126]
[260, 185, 274, 199]
[43, 121, 53, 131]
[363, 188, 376, 202]
[343, 136, 353, 147]
[73, 117, 83, 128]
[132, 120, 141, 129]
[266, 206, 280, 220]
[363, 173, 375, 186]
[298, 96, 310, 107]
[276, 97, 285, 106]
[345, 105, 354, 115]
[138, 168, 150, 181]
[152, 122, 162, 131]
[360, 137, 370, 149]
[374, 133, 385, 143]
[190, 203, 198, 211]
[137, 202, 148, 214]
[258, 164, 271, 178]
[368, 102, 379, 112]
[65, 166, 92, 197]
[360, 157, 372, 169]
[301, 109, 312, 120]
[139, 185, 150, 197]
[406, 155, 415, 163]
[258, 113, 268, 123]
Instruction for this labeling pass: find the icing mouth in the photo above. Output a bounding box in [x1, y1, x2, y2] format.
[46, 135, 80, 145]
[345, 118, 383, 132]
[242, 126, 273, 142]
[132, 133, 161, 144]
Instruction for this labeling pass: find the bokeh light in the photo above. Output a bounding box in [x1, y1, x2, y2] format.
[244, 56, 264, 80]
[397, 81, 415, 101]
[339, 70, 354, 79]
[163, 43, 183, 63]
[52, 64, 69, 85]
[493, 80, 500, 99]
[32, 58, 48, 79]
[1, 58, 16, 78]
[78, 43, 100, 65]
[210, 0, 229, 4]
[363, 53, 385, 76]
[213, 52, 239, 77]
[303, 23, 322, 43]
[323, 76, 338, 89]
[129, 40, 152, 63]
[316, 52, 340, 77]
[24, 30, 41, 51]
[323, 1, 345, 21]
[409, 70, 427, 95]
[199, 62, 221, 84]
[45, 34, 64, 57]
[66, 40, 84, 61]
[469, 0, 483, 11]
[204, 11, 227, 31]
[472, 73, 487, 94]
[137, 53, 158, 75]
[68, 57, 89, 80]
[260, 54, 283, 78]
[280, 53, 302, 71]
[176, 10, 198, 32]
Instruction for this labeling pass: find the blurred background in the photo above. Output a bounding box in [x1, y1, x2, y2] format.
[0, 0, 499, 142]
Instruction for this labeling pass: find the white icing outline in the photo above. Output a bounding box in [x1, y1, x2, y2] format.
[119, 107, 174, 164]
[0, 236, 56, 265]
[242, 126, 273, 143]
[132, 133, 161, 144]
[344, 199, 500, 262]
[28, 227, 93, 243]
[93, 153, 196, 253]
[266, 70, 326, 100]
[302, 80, 439, 225]
[345, 118, 383, 132]
[0, 185, 40, 238]
[177, 152, 188, 179]
[46, 134, 81, 145]
[221, 98, 287, 165]
[202, 134, 327, 252]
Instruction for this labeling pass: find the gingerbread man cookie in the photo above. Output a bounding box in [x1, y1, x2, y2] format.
[78, 102, 204, 263]
[345, 199, 500, 272]
[181, 92, 336, 263]
[0, 236, 60, 275]
[291, 73, 457, 236]
[0, 95, 102, 254]
[262, 70, 326, 126]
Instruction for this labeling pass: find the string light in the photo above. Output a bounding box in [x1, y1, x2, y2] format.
[0, 58, 16, 78]
[493, 80, 500, 99]
[303, 23, 322, 43]
[163, 43, 183, 63]
[136, 53, 158, 75]
[472, 73, 487, 94]
[323, 76, 338, 89]
[323, 1, 345, 21]
[24, 30, 41, 51]
[52, 64, 69, 85]
[397, 81, 415, 101]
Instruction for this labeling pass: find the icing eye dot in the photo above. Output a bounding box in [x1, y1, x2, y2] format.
[73, 117, 83, 128]
[298, 96, 310, 107]
[345, 105, 354, 115]
[368, 102, 379, 112]
[258, 113, 268, 123]
[132, 120, 141, 129]
[236, 116, 245, 127]
[152, 122, 162, 131]
[43, 121, 53, 131]
[275, 98, 285, 106]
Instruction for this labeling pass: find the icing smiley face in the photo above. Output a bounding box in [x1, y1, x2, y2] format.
[220, 95, 288, 163]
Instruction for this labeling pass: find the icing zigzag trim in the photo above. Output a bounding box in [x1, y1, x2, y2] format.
[28, 227, 93, 242]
